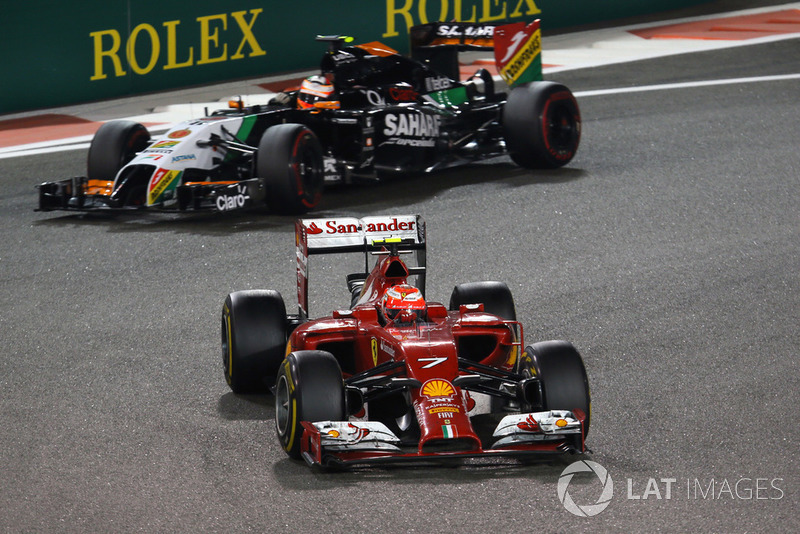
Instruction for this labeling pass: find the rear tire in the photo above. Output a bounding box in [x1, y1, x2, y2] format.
[257, 124, 324, 214]
[221, 290, 287, 394]
[526, 340, 591, 436]
[275, 351, 346, 459]
[449, 281, 516, 320]
[87, 120, 150, 181]
[503, 81, 580, 169]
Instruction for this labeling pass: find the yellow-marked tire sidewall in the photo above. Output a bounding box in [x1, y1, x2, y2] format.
[275, 357, 301, 458]
[222, 306, 234, 387]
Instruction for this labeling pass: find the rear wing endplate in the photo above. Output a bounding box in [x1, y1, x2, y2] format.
[295, 215, 426, 318]
[409, 20, 543, 87]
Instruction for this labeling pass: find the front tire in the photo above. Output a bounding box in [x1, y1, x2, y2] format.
[503, 81, 581, 169]
[526, 340, 591, 436]
[257, 124, 324, 214]
[87, 120, 150, 181]
[221, 290, 287, 394]
[275, 351, 346, 459]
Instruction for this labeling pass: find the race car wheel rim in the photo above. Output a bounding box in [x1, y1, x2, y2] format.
[543, 98, 579, 156]
[292, 133, 322, 209]
[221, 313, 232, 384]
[275, 374, 290, 437]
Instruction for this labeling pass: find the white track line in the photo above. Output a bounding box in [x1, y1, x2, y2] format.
[575, 73, 800, 97]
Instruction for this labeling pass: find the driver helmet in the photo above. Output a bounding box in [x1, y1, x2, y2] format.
[297, 75, 337, 109]
[382, 284, 426, 324]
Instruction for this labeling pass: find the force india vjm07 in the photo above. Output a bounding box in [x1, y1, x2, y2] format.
[37, 20, 580, 215]
[221, 215, 591, 468]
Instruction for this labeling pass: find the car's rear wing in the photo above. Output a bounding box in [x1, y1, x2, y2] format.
[295, 215, 426, 318]
[409, 20, 543, 88]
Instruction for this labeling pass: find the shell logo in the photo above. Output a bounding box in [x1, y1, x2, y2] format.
[421, 379, 455, 399]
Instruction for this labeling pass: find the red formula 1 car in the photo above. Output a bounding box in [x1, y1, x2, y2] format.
[221, 215, 590, 468]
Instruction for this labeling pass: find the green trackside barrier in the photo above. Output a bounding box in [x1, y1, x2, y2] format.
[0, 0, 709, 114]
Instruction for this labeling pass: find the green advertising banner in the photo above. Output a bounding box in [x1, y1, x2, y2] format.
[0, 0, 709, 114]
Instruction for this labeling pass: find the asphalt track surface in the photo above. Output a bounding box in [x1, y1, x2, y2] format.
[2, 14, 799, 534]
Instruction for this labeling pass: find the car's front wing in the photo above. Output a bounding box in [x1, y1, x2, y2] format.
[299, 410, 587, 468]
[36, 177, 266, 213]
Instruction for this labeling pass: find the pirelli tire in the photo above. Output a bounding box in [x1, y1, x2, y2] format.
[448, 281, 517, 321]
[87, 120, 151, 181]
[526, 340, 591, 437]
[221, 290, 288, 394]
[257, 124, 324, 214]
[450, 281, 517, 412]
[503, 81, 581, 169]
[275, 350, 346, 460]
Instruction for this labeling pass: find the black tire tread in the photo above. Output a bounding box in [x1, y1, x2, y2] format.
[275, 350, 345, 459]
[87, 120, 150, 181]
[257, 124, 323, 214]
[503, 81, 581, 169]
[221, 290, 287, 394]
[528, 340, 591, 436]
[448, 281, 517, 321]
